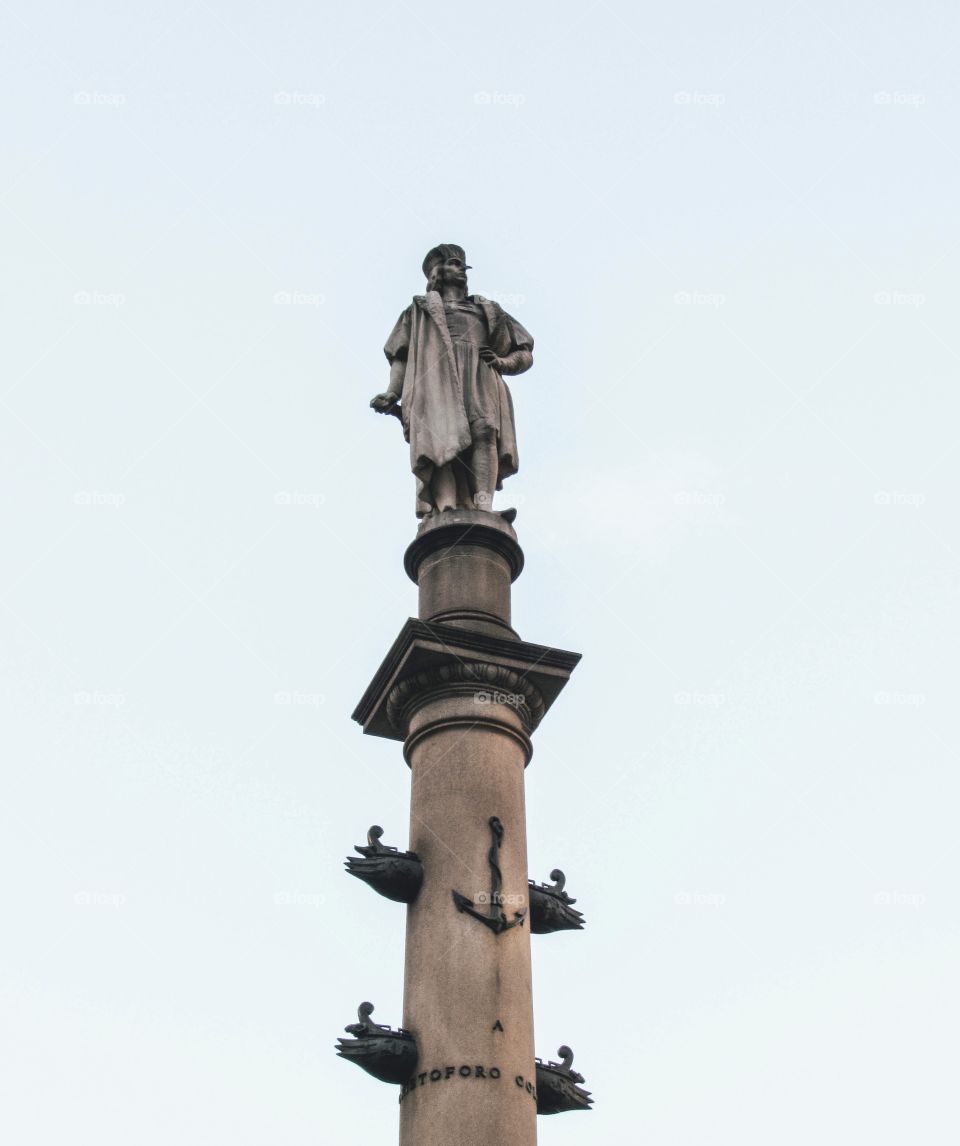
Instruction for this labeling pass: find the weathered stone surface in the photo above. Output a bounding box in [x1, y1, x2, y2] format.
[400, 691, 538, 1145]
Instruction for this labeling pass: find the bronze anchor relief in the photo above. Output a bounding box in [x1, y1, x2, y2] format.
[452, 816, 527, 935]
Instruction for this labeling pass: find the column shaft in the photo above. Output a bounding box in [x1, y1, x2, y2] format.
[399, 693, 538, 1146]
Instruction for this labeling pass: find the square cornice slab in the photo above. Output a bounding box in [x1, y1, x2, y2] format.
[352, 619, 582, 742]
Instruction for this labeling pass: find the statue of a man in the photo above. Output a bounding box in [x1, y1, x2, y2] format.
[370, 244, 534, 519]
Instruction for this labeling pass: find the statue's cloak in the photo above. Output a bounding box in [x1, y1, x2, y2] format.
[384, 293, 533, 516]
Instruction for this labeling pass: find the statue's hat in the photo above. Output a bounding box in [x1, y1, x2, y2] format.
[422, 244, 469, 278]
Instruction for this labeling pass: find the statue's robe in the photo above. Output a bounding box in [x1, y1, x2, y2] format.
[384, 292, 533, 516]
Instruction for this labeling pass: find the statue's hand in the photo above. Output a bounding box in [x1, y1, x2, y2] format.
[478, 346, 505, 372]
[370, 392, 399, 414]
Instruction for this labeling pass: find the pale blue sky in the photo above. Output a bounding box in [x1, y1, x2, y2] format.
[2, 2, 958, 1143]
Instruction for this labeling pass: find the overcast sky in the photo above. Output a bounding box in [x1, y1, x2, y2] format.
[2, 1, 958, 1143]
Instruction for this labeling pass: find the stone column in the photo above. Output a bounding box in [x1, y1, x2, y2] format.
[400, 690, 536, 1145]
[352, 511, 580, 1146]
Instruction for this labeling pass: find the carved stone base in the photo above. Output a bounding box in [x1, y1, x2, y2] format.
[404, 509, 523, 639]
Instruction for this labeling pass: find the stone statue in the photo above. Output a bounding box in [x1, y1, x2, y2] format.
[370, 244, 534, 519]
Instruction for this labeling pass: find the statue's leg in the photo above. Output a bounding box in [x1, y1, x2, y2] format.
[452, 454, 473, 509]
[429, 462, 457, 512]
[468, 427, 498, 511]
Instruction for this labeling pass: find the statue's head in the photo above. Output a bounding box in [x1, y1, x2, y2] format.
[422, 243, 471, 292]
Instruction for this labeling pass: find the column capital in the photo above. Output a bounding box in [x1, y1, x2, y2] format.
[352, 618, 581, 748]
